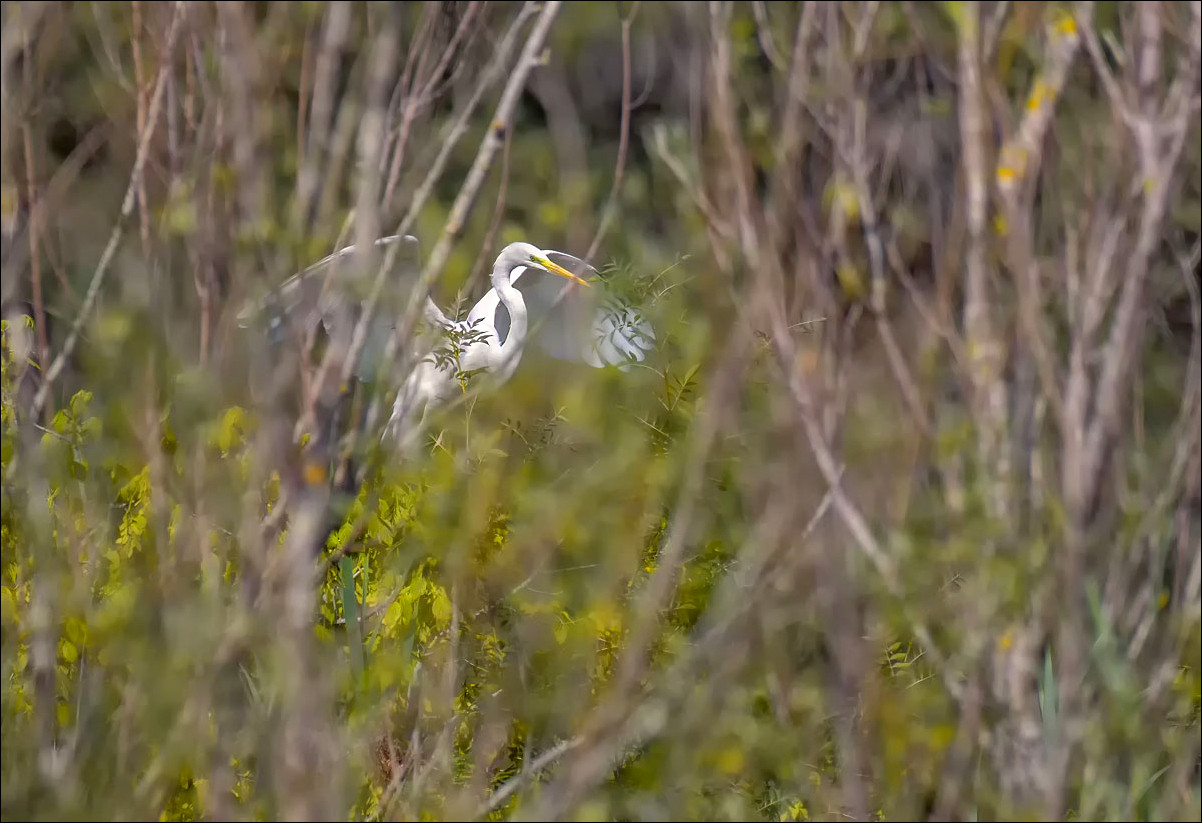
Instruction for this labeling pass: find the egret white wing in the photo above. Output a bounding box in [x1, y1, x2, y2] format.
[237, 234, 452, 381]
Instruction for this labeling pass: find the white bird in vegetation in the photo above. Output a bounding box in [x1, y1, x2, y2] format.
[240, 235, 657, 450]
[384, 241, 593, 449]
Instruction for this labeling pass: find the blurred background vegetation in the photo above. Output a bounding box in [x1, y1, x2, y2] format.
[1, 1, 1199, 820]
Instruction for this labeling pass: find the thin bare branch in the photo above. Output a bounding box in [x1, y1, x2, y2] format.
[583, 1, 640, 267]
[958, 0, 1009, 518]
[479, 736, 583, 817]
[26, 0, 186, 426]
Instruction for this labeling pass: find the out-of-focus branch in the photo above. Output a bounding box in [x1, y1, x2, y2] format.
[750, 0, 786, 72]
[983, 1, 1012, 62]
[480, 735, 582, 817]
[21, 124, 48, 410]
[766, 3, 815, 258]
[294, 2, 350, 233]
[382, 2, 485, 211]
[648, 124, 736, 248]
[383, 3, 436, 192]
[529, 60, 591, 251]
[707, 1, 763, 270]
[271, 491, 341, 820]
[997, 9, 1086, 433]
[217, 1, 269, 247]
[1, 121, 108, 302]
[131, 1, 151, 258]
[996, 8, 1084, 199]
[581, 0, 639, 266]
[463, 124, 512, 297]
[26, 0, 186, 427]
[583, 1, 640, 267]
[298, 11, 400, 460]
[957, 1, 1009, 519]
[848, 91, 933, 436]
[769, 322, 960, 704]
[352, 20, 399, 294]
[1049, 6, 1199, 815]
[1078, 1, 1200, 514]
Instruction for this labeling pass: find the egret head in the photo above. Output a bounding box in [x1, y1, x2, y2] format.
[494, 242, 591, 287]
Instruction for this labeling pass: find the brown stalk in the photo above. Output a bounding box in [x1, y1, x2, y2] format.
[957, 1, 1009, 519]
[847, 88, 933, 436]
[708, 0, 763, 269]
[26, 0, 186, 427]
[294, 2, 351, 233]
[296, 16, 314, 171]
[131, 1, 151, 258]
[582, 1, 640, 267]
[750, 0, 787, 72]
[1085, 4, 1200, 476]
[382, 1, 484, 210]
[766, 3, 816, 259]
[996, 9, 1087, 434]
[1, 120, 109, 305]
[380, 3, 437, 209]
[463, 121, 512, 296]
[21, 123, 49, 408]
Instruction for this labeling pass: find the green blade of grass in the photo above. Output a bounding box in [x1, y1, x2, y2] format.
[340, 554, 364, 679]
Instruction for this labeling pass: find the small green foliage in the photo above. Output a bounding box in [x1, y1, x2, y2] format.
[429, 319, 496, 393]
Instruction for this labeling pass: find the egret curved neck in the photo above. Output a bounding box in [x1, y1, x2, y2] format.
[492, 274, 527, 362]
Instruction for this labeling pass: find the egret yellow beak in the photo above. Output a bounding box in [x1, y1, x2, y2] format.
[534, 254, 591, 287]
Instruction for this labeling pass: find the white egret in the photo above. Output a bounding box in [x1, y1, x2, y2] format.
[239, 234, 658, 450]
[383, 241, 591, 450]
